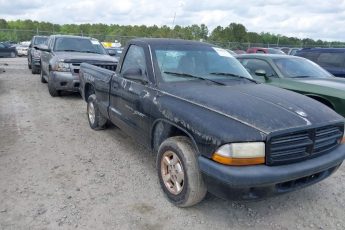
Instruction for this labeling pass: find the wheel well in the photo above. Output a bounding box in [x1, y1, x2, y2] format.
[84, 83, 95, 101]
[152, 121, 190, 152]
[307, 95, 334, 110]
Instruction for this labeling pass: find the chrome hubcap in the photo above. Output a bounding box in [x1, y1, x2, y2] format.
[161, 151, 185, 195]
[88, 102, 95, 124]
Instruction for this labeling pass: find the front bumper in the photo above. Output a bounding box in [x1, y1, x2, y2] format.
[50, 71, 80, 92]
[199, 144, 345, 200]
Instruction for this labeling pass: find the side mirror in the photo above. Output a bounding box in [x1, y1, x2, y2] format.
[107, 50, 116, 56]
[36, 45, 51, 52]
[122, 68, 148, 84]
[255, 69, 269, 81]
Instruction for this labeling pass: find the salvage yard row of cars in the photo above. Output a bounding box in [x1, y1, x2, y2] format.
[19, 34, 345, 207]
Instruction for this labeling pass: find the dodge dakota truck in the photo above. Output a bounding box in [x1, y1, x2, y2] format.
[38, 35, 117, 97]
[79, 38, 345, 207]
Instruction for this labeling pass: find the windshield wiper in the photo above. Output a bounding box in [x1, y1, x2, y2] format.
[209, 72, 258, 83]
[163, 71, 225, 85]
[80, 50, 98, 54]
[291, 75, 312, 78]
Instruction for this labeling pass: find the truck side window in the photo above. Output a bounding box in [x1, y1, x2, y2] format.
[121, 45, 146, 77]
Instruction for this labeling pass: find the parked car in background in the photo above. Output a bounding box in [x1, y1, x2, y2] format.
[16, 44, 29, 57]
[247, 47, 286, 54]
[38, 35, 117, 97]
[28, 36, 48, 74]
[233, 49, 246, 54]
[296, 48, 345, 78]
[237, 54, 345, 117]
[288, 48, 301, 55]
[274, 47, 290, 54]
[2, 41, 17, 48]
[79, 38, 345, 207]
[0, 42, 17, 58]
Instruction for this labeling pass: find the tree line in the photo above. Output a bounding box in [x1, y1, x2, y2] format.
[1, 19, 344, 48]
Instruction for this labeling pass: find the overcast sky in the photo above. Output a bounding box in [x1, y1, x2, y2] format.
[1, 0, 345, 41]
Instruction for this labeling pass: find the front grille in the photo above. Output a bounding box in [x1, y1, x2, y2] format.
[94, 64, 117, 71]
[267, 124, 343, 166]
[69, 62, 116, 72]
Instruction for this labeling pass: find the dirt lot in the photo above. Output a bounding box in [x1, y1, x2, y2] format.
[0, 57, 345, 230]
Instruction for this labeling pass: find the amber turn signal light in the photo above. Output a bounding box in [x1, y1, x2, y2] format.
[212, 153, 265, 166]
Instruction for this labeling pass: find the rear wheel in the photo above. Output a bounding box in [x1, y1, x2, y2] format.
[157, 136, 207, 207]
[87, 94, 108, 130]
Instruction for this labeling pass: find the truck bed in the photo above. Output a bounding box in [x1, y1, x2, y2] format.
[79, 62, 116, 101]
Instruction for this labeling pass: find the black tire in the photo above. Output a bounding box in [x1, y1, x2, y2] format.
[31, 66, 39, 74]
[87, 94, 108, 130]
[157, 136, 207, 207]
[47, 73, 60, 97]
[40, 68, 47, 83]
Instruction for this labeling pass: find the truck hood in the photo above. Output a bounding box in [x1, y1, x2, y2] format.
[160, 83, 343, 134]
[292, 77, 345, 91]
[55, 51, 117, 63]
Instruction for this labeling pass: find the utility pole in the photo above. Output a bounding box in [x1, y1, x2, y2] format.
[172, 11, 177, 28]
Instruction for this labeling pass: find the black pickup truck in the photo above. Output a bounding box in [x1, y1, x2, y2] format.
[79, 38, 345, 207]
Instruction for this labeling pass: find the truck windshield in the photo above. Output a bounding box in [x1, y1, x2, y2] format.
[34, 37, 48, 45]
[152, 44, 253, 83]
[54, 37, 105, 54]
[274, 58, 333, 78]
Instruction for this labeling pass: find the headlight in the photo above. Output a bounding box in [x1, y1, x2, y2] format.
[212, 142, 265, 166]
[33, 49, 41, 58]
[53, 61, 70, 72]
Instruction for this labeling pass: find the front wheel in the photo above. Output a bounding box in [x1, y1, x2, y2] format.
[157, 136, 207, 207]
[47, 72, 60, 97]
[87, 94, 108, 130]
[40, 68, 47, 83]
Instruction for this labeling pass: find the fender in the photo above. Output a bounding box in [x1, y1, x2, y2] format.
[151, 118, 201, 154]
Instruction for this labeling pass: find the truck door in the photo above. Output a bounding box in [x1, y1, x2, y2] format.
[109, 44, 153, 146]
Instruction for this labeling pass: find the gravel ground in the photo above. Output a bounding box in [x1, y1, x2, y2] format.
[0, 57, 345, 230]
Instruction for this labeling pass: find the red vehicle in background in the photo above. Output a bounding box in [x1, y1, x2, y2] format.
[247, 47, 285, 54]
